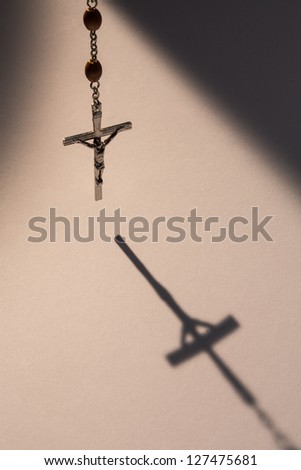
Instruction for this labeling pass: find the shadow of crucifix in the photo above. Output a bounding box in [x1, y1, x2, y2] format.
[115, 235, 297, 450]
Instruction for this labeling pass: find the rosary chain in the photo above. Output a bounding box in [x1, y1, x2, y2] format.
[86, 0, 100, 106]
[90, 28, 100, 106]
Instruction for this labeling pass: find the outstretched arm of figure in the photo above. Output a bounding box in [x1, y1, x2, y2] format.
[103, 126, 125, 147]
[77, 139, 95, 149]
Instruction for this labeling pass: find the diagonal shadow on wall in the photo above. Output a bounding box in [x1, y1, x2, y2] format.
[108, 0, 301, 191]
[115, 235, 297, 450]
[0, 0, 46, 165]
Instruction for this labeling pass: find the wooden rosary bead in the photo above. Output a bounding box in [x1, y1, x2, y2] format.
[83, 8, 102, 31]
[85, 60, 102, 82]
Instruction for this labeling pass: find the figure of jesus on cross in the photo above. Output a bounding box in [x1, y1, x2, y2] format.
[63, 103, 132, 200]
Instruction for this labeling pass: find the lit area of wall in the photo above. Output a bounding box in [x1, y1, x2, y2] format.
[0, 0, 300, 450]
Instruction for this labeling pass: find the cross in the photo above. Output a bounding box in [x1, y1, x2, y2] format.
[63, 103, 132, 200]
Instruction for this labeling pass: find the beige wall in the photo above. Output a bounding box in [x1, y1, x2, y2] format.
[1, 1, 300, 449]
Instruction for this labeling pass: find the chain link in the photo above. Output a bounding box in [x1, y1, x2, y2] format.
[90, 31, 98, 61]
[90, 81, 100, 106]
[87, 0, 98, 8]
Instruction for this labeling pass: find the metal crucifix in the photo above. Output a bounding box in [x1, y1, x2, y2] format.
[63, 103, 132, 200]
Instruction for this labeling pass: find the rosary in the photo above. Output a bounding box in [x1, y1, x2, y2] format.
[63, 0, 132, 200]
